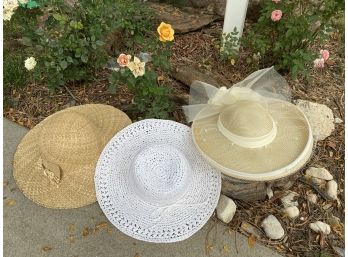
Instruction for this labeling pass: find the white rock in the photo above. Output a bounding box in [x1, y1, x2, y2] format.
[310, 177, 326, 186]
[216, 194, 237, 223]
[306, 167, 333, 180]
[307, 193, 318, 204]
[261, 215, 285, 240]
[309, 221, 331, 235]
[295, 100, 335, 141]
[281, 191, 299, 208]
[326, 180, 338, 200]
[283, 206, 300, 219]
[335, 117, 343, 124]
[266, 186, 274, 199]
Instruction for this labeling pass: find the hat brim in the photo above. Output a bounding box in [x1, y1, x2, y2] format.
[13, 104, 131, 209]
[95, 119, 221, 243]
[192, 100, 313, 181]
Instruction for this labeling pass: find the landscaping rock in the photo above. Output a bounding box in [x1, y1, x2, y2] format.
[309, 221, 331, 235]
[146, 2, 217, 34]
[335, 117, 343, 124]
[307, 193, 318, 204]
[283, 206, 300, 219]
[216, 194, 237, 224]
[261, 215, 284, 240]
[266, 186, 273, 199]
[305, 167, 333, 180]
[280, 191, 299, 208]
[326, 180, 338, 200]
[295, 100, 335, 141]
[310, 177, 326, 187]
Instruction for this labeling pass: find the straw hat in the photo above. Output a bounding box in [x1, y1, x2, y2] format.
[13, 104, 131, 209]
[184, 67, 313, 181]
[95, 119, 221, 243]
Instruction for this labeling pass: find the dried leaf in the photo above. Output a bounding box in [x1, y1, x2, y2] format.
[41, 246, 53, 252]
[248, 235, 256, 248]
[68, 223, 76, 234]
[326, 59, 335, 65]
[206, 243, 214, 251]
[134, 253, 140, 257]
[5, 199, 16, 206]
[240, 222, 262, 239]
[223, 244, 229, 252]
[95, 221, 108, 230]
[327, 141, 336, 150]
[82, 227, 91, 237]
[319, 234, 326, 248]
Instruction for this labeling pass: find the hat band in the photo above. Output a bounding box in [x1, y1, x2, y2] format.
[217, 116, 277, 148]
[39, 157, 61, 185]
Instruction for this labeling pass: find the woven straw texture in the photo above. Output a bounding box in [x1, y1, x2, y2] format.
[13, 104, 131, 209]
[95, 119, 221, 243]
[192, 99, 313, 181]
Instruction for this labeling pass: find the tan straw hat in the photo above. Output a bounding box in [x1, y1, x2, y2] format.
[13, 104, 131, 209]
[183, 67, 313, 181]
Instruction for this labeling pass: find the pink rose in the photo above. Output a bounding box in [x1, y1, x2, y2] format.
[271, 10, 282, 21]
[320, 49, 330, 61]
[313, 58, 325, 68]
[272, 0, 281, 3]
[117, 53, 131, 67]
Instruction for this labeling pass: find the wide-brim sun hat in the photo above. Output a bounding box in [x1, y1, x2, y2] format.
[95, 119, 221, 243]
[183, 67, 314, 181]
[13, 104, 131, 209]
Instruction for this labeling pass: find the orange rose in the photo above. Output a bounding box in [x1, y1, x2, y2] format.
[117, 53, 131, 67]
[157, 22, 174, 42]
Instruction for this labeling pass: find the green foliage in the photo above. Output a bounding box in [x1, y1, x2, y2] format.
[4, 52, 29, 90]
[112, 0, 154, 49]
[21, 0, 154, 90]
[19, 0, 40, 9]
[109, 39, 174, 119]
[220, 27, 241, 61]
[110, 67, 173, 119]
[242, 0, 343, 78]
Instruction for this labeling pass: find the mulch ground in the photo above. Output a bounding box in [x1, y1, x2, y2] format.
[4, 19, 344, 257]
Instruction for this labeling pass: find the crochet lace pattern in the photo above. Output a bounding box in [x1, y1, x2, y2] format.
[95, 119, 221, 243]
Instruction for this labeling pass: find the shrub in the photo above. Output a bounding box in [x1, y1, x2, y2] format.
[242, 0, 344, 78]
[109, 23, 174, 119]
[20, 0, 153, 90]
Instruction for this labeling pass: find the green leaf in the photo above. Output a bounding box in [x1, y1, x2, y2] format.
[20, 37, 33, 46]
[60, 61, 68, 70]
[81, 55, 88, 63]
[53, 14, 63, 21]
[95, 40, 104, 46]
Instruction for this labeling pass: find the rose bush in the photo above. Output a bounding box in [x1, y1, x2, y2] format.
[109, 22, 174, 119]
[242, 0, 343, 78]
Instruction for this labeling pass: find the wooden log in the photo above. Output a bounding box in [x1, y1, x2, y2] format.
[170, 65, 230, 88]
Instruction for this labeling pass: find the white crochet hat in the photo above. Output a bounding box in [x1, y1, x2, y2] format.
[95, 119, 221, 243]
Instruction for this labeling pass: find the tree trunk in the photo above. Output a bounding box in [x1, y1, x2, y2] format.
[221, 172, 300, 202]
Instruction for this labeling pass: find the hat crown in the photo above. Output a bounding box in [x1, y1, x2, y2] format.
[220, 100, 274, 138]
[39, 111, 102, 166]
[131, 144, 191, 205]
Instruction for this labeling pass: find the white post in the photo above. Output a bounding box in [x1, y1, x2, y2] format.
[222, 0, 249, 52]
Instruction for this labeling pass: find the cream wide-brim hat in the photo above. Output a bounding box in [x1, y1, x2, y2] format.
[192, 99, 313, 181]
[13, 104, 131, 209]
[184, 67, 314, 181]
[95, 119, 221, 243]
